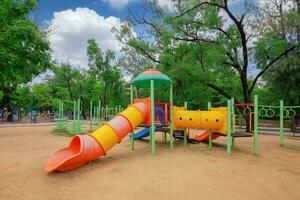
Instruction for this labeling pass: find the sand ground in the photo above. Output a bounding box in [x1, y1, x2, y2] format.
[0, 126, 300, 200]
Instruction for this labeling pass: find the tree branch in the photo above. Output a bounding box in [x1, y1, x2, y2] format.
[223, 0, 248, 74]
[175, 1, 224, 18]
[249, 45, 296, 93]
[206, 83, 232, 99]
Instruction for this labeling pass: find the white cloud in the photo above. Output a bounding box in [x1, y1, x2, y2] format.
[102, 0, 135, 10]
[47, 7, 130, 68]
[155, 0, 174, 10]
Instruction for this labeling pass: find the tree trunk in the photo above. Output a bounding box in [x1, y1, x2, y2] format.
[1, 89, 11, 122]
[80, 96, 86, 120]
[240, 75, 252, 132]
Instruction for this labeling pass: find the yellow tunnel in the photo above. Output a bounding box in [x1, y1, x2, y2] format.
[173, 107, 228, 134]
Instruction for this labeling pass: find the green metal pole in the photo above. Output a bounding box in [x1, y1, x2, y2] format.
[61, 100, 63, 128]
[73, 100, 76, 133]
[105, 105, 108, 121]
[169, 84, 174, 149]
[130, 84, 134, 150]
[280, 100, 284, 146]
[227, 99, 232, 156]
[150, 80, 156, 155]
[59, 100, 61, 129]
[163, 104, 168, 143]
[57, 100, 60, 129]
[254, 95, 259, 155]
[55, 101, 59, 129]
[208, 102, 212, 150]
[90, 101, 93, 131]
[98, 101, 101, 126]
[60, 100, 62, 128]
[231, 97, 235, 148]
[238, 113, 241, 131]
[77, 99, 80, 132]
[95, 106, 98, 127]
[183, 101, 188, 145]
[93, 106, 96, 126]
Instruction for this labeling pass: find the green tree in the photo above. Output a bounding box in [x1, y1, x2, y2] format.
[0, 0, 52, 110]
[116, 45, 154, 79]
[252, 0, 300, 105]
[31, 84, 55, 111]
[115, 0, 299, 130]
[86, 38, 126, 105]
[10, 86, 32, 109]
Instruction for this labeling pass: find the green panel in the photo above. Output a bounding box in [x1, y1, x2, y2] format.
[131, 73, 172, 88]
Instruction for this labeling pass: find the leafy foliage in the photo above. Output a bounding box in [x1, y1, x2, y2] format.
[0, 0, 52, 109]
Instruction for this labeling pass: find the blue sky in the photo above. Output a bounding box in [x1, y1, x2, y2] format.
[34, 0, 144, 22]
[32, 0, 251, 74]
[34, 0, 246, 20]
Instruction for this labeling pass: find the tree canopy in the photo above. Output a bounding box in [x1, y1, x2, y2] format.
[0, 0, 299, 122]
[0, 0, 52, 109]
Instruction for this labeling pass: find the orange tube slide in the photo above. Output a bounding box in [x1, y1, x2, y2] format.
[44, 100, 150, 172]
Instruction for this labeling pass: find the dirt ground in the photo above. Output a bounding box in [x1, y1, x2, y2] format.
[0, 126, 300, 200]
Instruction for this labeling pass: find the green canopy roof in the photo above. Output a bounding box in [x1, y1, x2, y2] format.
[131, 69, 172, 88]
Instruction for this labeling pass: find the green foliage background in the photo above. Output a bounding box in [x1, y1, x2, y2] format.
[0, 0, 299, 117]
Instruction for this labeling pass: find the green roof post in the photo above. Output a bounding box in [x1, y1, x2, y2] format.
[208, 101, 212, 150]
[130, 84, 134, 150]
[227, 99, 232, 156]
[231, 97, 236, 148]
[164, 104, 168, 143]
[150, 80, 156, 155]
[254, 95, 259, 155]
[169, 84, 174, 149]
[280, 100, 284, 146]
[183, 101, 188, 145]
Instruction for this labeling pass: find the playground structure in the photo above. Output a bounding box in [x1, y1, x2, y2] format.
[44, 69, 299, 172]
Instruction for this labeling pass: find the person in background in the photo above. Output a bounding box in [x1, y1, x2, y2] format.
[0, 108, 3, 120]
[20, 108, 24, 121]
[31, 110, 37, 123]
